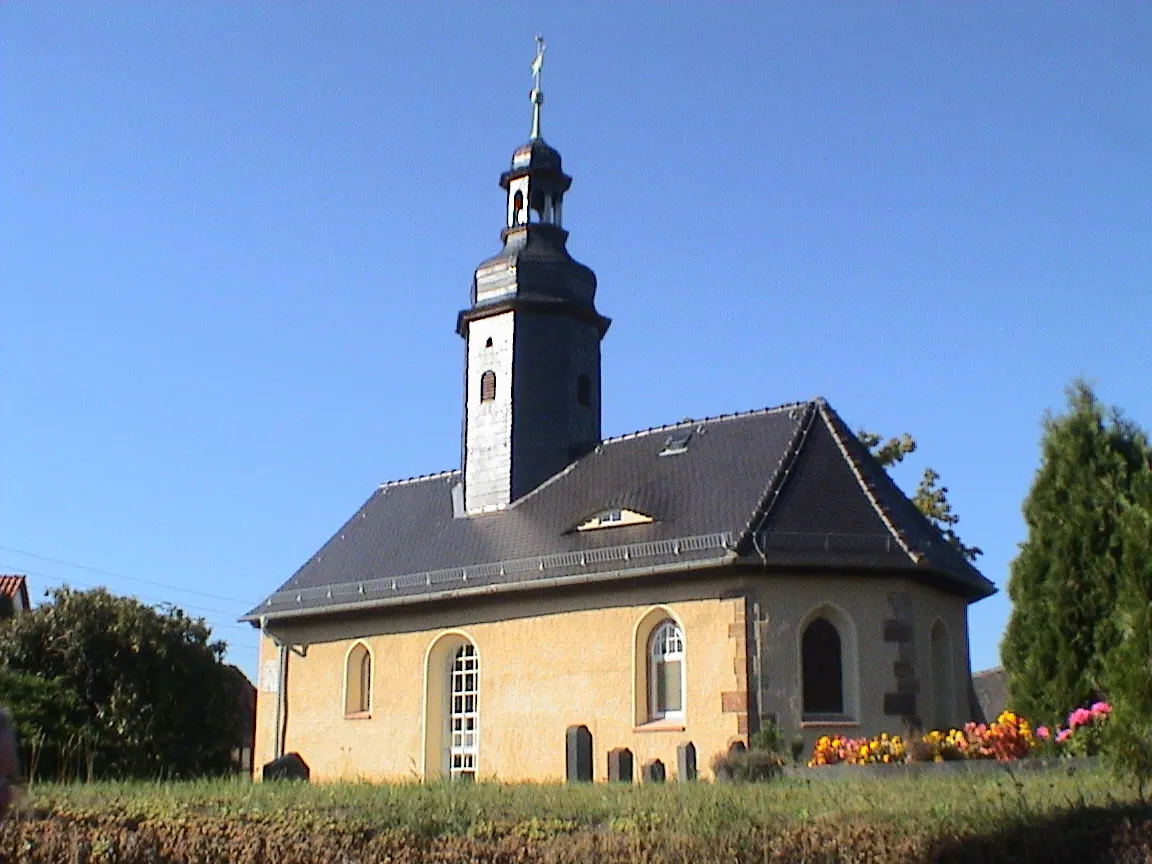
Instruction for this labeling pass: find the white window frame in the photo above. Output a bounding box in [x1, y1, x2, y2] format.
[448, 643, 479, 779]
[647, 619, 685, 722]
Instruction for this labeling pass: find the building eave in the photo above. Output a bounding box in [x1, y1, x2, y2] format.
[242, 549, 738, 625]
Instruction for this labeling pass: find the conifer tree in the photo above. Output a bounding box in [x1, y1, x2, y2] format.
[1001, 381, 1150, 724]
[1105, 461, 1152, 797]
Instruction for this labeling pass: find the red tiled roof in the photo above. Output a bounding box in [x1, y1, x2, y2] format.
[0, 574, 30, 611]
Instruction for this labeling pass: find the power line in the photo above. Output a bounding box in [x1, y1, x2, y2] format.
[0, 544, 257, 606]
[2, 563, 259, 637]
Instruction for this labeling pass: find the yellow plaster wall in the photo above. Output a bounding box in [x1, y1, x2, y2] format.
[253, 577, 748, 783]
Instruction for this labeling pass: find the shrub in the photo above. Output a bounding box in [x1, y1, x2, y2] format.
[710, 749, 783, 782]
[747, 719, 785, 756]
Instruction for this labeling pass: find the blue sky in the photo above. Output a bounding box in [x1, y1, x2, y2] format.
[3, 4, 1149, 684]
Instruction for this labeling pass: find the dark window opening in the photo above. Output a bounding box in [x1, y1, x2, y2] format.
[480, 370, 496, 403]
[576, 374, 591, 407]
[512, 190, 525, 226]
[802, 618, 843, 715]
[484, 337, 493, 348]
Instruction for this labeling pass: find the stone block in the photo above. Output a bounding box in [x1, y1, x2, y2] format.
[607, 747, 633, 783]
[676, 742, 697, 782]
[641, 759, 665, 784]
[883, 619, 913, 643]
[721, 691, 747, 713]
[262, 752, 310, 782]
[565, 725, 593, 783]
[884, 692, 917, 716]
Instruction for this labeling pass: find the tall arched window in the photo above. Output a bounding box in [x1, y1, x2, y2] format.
[480, 370, 496, 403]
[449, 643, 479, 779]
[930, 620, 953, 730]
[344, 642, 372, 716]
[648, 620, 685, 721]
[801, 618, 842, 716]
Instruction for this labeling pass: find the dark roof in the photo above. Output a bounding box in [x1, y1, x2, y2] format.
[245, 399, 994, 622]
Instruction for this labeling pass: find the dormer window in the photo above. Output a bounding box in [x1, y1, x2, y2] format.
[575, 508, 654, 532]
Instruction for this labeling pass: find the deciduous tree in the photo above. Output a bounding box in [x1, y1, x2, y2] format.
[0, 587, 243, 779]
[859, 431, 981, 561]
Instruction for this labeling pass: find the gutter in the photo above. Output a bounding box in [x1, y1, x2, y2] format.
[245, 551, 738, 624]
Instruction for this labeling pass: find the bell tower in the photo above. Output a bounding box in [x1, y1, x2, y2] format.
[458, 37, 610, 514]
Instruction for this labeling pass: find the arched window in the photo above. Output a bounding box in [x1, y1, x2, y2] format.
[484, 337, 493, 348]
[449, 643, 479, 779]
[801, 618, 842, 716]
[648, 620, 685, 720]
[512, 190, 525, 225]
[344, 642, 372, 716]
[930, 620, 954, 730]
[479, 370, 496, 403]
[576, 374, 591, 407]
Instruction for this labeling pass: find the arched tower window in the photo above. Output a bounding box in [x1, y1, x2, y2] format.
[576, 374, 591, 407]
[801, 618, 842, 716]
[512, 190, 525, 226]
[449, 643, 479, 779]
[648, 620, 685, 721]
[480, 370, 496, 403]
[344, 642, 372, 716]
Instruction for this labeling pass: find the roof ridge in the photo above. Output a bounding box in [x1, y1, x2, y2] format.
[378, 469, 460, 490]
[599, 399, 816, 447]
[815, 401, 920, 563]
[735, 401, 819, 554]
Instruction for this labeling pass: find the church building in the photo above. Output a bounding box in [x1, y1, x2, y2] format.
[244, 43, 994, 783]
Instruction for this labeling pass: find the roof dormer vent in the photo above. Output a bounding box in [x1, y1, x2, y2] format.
[659, 431, 692, 456]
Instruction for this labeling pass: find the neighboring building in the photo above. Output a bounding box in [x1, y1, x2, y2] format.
[224, 665, 257, 774]
[244, 45, 995, 783]
[0, 575, 30, 616]
[971, 666, 1008, 724]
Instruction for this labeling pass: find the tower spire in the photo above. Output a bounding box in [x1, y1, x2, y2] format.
[529, 35, 545, 139]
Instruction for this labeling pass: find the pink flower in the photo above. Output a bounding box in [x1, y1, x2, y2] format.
[1068, 708, 1092, 729]
[1056, 728, 1071, 744]
[1090, 701, 1111, 716]
[1036, 726, 1050, 739]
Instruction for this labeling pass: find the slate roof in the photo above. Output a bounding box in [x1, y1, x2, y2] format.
[245, 399, 994, 623]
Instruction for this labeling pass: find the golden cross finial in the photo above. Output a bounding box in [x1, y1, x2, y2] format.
[529, 35, 545, 139]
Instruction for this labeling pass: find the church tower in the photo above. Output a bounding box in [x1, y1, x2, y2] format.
[458, 38, 610, 514]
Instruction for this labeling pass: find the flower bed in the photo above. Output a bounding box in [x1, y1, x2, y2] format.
[807, 702, 1110, 768]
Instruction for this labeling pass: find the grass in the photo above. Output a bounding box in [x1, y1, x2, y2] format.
[16, 761, 1143, 839]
